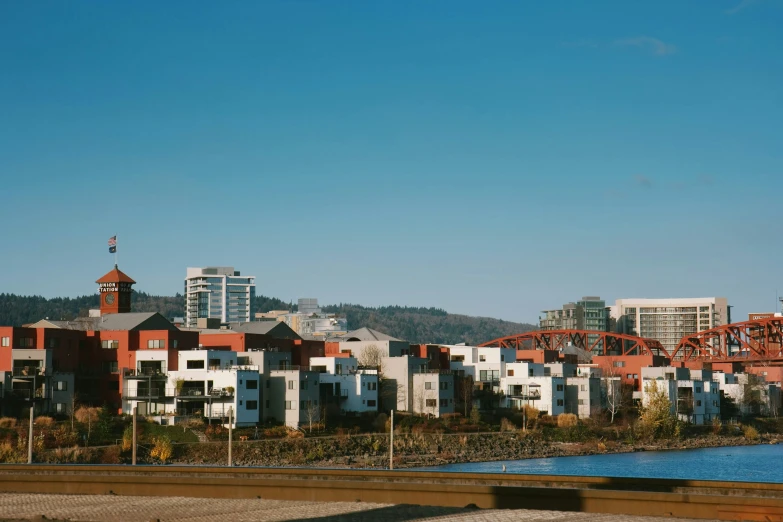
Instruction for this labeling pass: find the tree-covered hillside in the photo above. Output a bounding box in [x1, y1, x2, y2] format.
[0, 293, 534, 345]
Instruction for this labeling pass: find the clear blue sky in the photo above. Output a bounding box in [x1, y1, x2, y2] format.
[1, 1, 781, 324]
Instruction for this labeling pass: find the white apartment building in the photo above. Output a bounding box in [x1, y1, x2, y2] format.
[612, 298, 729, 354]
[500, 362, 565, 416]
[713, 372, 780, 417]
[445, 345, 515, 386]
[337, 339, 411, 364]
[565, 376, 602, 418]
[123, 349, 260, 427]
[640, 366, 716, 424]
[381, 356, 429, 412]
[411, 371, 455, 418]
[266, 368, 321, 429]
[310, 356, 379, 414]
[184, 267, 256, 327]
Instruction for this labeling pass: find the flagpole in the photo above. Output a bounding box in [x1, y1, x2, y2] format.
[115, 235, 118, 268]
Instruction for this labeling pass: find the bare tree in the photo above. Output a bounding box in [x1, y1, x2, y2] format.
[305, 400, 321, 433]
[599, 357, 625, 424]
[358, 344, 384, 369]
[457, 375, 474, 416]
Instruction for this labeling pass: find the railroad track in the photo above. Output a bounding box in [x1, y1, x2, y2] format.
[0, 465, 781, 521]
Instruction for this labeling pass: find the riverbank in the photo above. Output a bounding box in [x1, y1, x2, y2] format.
[164, 431, 781, 469]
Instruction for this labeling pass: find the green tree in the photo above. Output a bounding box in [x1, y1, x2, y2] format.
[638, 381, 679, 440]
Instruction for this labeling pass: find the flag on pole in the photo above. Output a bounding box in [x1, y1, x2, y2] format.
[108, 236, 117, 253]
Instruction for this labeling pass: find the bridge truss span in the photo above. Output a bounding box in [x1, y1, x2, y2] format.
[672, 316, 783, 362]
[479, 329, 670, 358]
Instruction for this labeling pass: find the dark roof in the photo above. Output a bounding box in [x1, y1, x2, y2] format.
[334, 327, 401, 342]
[229, 321, 302, 340]
[26, 313, 177, 332]
[96, 265, 136, 284]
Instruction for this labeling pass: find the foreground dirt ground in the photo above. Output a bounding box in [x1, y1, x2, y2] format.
[0, 493, 719, 521]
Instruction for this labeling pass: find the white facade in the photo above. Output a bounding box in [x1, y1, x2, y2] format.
[445, 345, 514, 386]
[338, 340, 411, 363]
[611, 297, 729, 354]
[381, 356, 429, 412]
[640, 366, 716, 424]
[123, 349, 260, 427]
[266, 369, 321, 429]
[185, 266, 256, 327]
[564, 376, 602, 418]
[411, 372, 455, 417]
[713, 372, 779, 417]
[499, 372, 565, 416]
[310, 356, 379, 414]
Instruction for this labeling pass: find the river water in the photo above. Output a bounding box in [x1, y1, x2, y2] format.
[412, 444, 783, 483]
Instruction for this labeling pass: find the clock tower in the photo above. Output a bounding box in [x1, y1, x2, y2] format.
[96, 265, 135, 315]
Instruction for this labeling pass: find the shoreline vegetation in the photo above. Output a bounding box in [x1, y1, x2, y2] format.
[2, 408, 781, 469]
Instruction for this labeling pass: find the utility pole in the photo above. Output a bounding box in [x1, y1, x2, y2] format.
[27, 407, 33, 464]
[132, 406, 137, 466]
[228, 407, 233, 467]
[389, 409, 394, 470]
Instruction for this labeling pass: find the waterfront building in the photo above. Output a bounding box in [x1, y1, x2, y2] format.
[279, 299, 348, 338]
[611, 297, 729, 354]
[309, 356, 379, 414]
[184, 267, 255, 327]
[640, 366, 718, 425]
[500, 362, 565, 416]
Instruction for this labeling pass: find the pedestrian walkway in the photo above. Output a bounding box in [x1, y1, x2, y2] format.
[0, 494, 719, 521]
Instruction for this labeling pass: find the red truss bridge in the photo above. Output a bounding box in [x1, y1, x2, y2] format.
[671, 316, 783, 362]
[479, 329, 670, 358]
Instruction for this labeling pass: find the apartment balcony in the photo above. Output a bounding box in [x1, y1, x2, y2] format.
[506, 385, 541, 400]
[124, 366, 168, 379]
[12, 367, 45, 377]
[123, 387, 175, 400]
[9, 388, 45, 400]
[176, 387, 235, 399]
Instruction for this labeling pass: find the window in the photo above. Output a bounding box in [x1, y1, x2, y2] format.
[544, 367, 551, 376]
[696, 400, 702, 407]
[440, 381, 448, 390]
[56, 381, 67, 391]
[367, 382, 377, 391]
[288, 380, 296, 390]
[246, 380, 258, 390]
[425, 399, 437, 407]
[665, 373, 674, 380]
[425, 382, 433, 390]
[55, 403, 65, 413]
[613, 361, 625, 368]
[633, 374, 638, 379]
[626, 374, 632, 379]
[440, 399, 448, 407]
[578, 399, 585, 405]
[479, 355, 486, 362]
[1, 337, 9, 347]
[300, 380, 308, 390]
[580, 385, 586, 391]
[450, 355, 464, 362]
[713, 400, 718, 407]
[172, 340, 178, 349]
[501, 354, 505, 362]
[695, 387, 701, 393]
[557, 399, 564, 406]
[102, 361, 118, 373]
[508, 369, 514, 377]
[18, 337, 33, 348]
[147, 339, 165, 349]
[101, 340, 119, 349]
[246, 400, 258, 410]
[239, 400, 243, 406]
[367, 400, 376, 407]
[556, 384, 563, 391]
[187, 360, 205, 369]
[285, 401, 294, 410]
[48, 338, 59, 348]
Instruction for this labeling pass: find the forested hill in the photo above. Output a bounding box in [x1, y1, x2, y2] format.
[0, 293, 534, 345]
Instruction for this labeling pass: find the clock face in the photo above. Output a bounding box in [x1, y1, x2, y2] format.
[105, 293, 115, 305]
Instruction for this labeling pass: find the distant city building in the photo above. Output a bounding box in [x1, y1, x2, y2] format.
[184, 267, 255, 328]
[611, 297, 729, 354]
[540, 296, 610, 332]
[279, 298, 348, 338]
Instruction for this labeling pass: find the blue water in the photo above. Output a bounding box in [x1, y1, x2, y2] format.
[412, 444, 783, 483]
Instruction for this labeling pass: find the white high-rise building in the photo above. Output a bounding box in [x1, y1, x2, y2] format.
[611, 297, 729, 354]
[184, 267, 255, 327]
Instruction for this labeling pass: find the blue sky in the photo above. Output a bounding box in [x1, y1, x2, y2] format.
[1, 1, 781, 323]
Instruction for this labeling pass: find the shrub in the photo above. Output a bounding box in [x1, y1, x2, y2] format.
[742, 425, 760, 441]
[0, 442, 23, 463]
[149, 436, 173, 463]
[522, 406, 540, 430]
[74, 407, 100, 425]
[469, 407, 481, 424]
[263, 425, 288, 438]
[711, 418, 723, 435]
[500, 417, 517, 432]
[286, 428, 304, 439]
[557, 414, 578, 428]
[0, 418, 17, 429]
[121, 425, 134, 452]
[33, 416, 56, 428]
